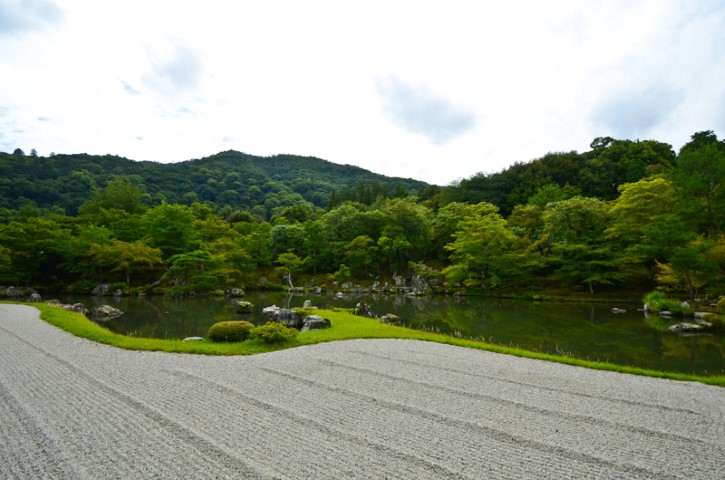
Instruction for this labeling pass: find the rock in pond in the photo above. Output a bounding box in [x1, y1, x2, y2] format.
[90, 304, 124, 321]
[668, 322, 713, 334]
[611, 308, 627, 314]
[235, 301, 254, 314]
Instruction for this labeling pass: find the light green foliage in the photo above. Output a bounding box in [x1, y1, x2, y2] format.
[607, 176, 686, 260]
[543, 197, 631, 293]
[527, 183, 581, 209]
[275, 252, 305, 287]
[142, 202, 197, 258]
[207, 321, 255, 342]
[717, 298, 725, 315]
[642, 291, 687, 314]
[251, 322, 299, 344]
[88, 240, 163, 284]
[443, 205, 525, 288]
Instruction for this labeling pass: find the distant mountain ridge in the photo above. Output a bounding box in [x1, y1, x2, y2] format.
[0, 150, 429, 217]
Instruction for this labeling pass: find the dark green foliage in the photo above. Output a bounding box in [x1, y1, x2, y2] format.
[0, 150, 426, 218]
[250, 322, 299, 343]
[444, 139, 675, 215]
[207, 321, 255, 342]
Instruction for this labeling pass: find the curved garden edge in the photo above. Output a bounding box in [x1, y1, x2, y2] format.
[9, 301, 725, 388]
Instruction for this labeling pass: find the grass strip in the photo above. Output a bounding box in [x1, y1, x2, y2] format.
[17, 302, 725, 387]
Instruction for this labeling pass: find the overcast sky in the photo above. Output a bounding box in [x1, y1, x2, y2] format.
[1, 0, 724, 185]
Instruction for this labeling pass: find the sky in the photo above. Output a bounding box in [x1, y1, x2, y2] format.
[1, 0, 724, 185]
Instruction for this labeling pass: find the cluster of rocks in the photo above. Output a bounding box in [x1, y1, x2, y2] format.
[352, 301, 402, 326]
[261, 305, 331, 332]
[643, 301, 718, 335]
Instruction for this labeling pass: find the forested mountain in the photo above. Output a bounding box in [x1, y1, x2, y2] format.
[0, 150, 428, 218]
[441, 137, 678, 215]
[1, 132, 723, 300]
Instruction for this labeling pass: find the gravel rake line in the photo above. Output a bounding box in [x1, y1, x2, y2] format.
[166, 369, 470, 480]
[351, 348, 703, 415]
[314, 356, 709, 446]
[2, 305, 724, 480]
[259, 366, 678, 480]
[0, 320, 278, 480]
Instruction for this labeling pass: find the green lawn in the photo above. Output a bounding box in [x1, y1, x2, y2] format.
[19, 302, 725, 387]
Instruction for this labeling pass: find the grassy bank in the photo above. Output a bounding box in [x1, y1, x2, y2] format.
[19, 302, 725, 387]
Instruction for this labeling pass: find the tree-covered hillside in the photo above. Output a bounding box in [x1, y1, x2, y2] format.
[0, 150, 428, 218]
[1, 131, 723, 300]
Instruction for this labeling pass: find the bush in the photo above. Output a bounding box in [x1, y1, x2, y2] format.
[643, 291, 686, 314]
[207, 321, 255, 343]
[717, 298, 725, 315]
[251, 322, 299, 344]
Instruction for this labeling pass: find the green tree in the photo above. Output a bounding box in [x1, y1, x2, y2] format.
[88, 240, 163, 284]
[142, 202, 197, 258]
[671, 133, 725, 235]
[164, 250, 218, 295]
[443, 207, 533, 288]
[344, 235, 379, 277]
[79, 177, 148, 215]
[275, 252, 305, 287]
[543, 197, 630, 293]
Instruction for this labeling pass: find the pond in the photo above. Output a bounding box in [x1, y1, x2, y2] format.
[56, 292, 725, 376]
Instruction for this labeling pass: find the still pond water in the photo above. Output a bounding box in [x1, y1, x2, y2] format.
[59, 292, 724, 376]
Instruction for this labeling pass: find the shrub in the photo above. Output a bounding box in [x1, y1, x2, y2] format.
[643, 291, 686, 314]
[251, 322, 298, 344]
[207, 321, 255, 343]
[717, 298, 725, 315]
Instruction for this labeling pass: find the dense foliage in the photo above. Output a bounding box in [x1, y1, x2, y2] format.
[1, 131, 723, 300]
[0, 150, 426, 218]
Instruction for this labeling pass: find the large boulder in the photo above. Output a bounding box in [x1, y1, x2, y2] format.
[301, 315, 331, 332]
[90, 304, 124, 322]
[3, 286, 22, 298]
[261, 305, 302, 329]
[28, 292, 42, 302]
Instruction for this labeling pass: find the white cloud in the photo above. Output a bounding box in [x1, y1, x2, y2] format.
[1, 0, 724, 184]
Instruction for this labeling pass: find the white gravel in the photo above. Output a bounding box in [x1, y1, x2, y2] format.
[1, 303, 724, 479]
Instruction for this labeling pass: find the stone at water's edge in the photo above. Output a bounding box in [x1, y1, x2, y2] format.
[235, 301, 254, 314]
[3, 286, 22, 297]
[380, 313, 402, 325]
[227, 288, 245, 297]
[261, 305, 302, 329]
[353, 302, 376, 318]
[90, 304, 124, 322]
[301, 315, 331, 332]
[92, 284, 110, 296]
